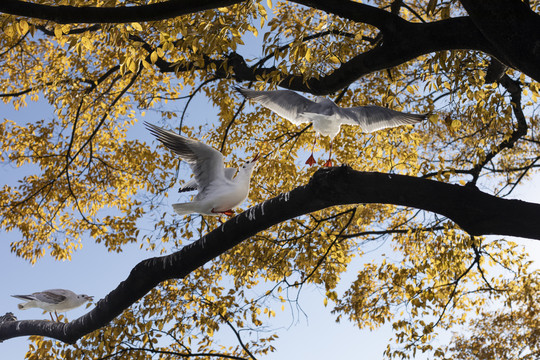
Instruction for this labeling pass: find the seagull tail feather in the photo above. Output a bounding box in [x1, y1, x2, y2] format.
[172, 202, 200, 216]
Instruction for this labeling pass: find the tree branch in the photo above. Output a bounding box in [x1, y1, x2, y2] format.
[2, 1, 540, 85]
[468, 73, 527, 184]
[2, 166, 540, 343]
[0, 0, 244, 23]
[459, 0, 540, 83]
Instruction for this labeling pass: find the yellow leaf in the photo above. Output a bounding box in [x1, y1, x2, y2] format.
[150, 51, 158, 64]
[81, 37, 93, 50]
[329, 56, 340, 64]
[19, 20, 29, 34]
[54, 27, 63, 38]
[131, 22, 143, 31]
[267, 0, 272, 9]
[305, 48, 311, 62]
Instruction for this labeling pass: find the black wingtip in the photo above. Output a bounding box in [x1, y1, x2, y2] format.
[143, 121, 159, 133]
[178, 186, 198, 193]
[234, 86, 250, 98]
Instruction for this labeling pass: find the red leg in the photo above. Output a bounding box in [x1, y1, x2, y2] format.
[323, 142, 333, 167]
[305, 137, 317, 166]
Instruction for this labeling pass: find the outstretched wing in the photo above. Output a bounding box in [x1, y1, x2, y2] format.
[236, 87, 318, 125]
[339, 105, 426, 133]
[145, 122, 226, 193]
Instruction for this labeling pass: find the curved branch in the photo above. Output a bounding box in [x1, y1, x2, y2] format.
[468, 73, 527, 184]
[290, 0, 406, 31]
[2, 166, 540, 343]
[130, 16, 494, 95]
[8, 1, 537, 90]
[2, 1, 540, 86]
[274, 17, 495, 94]
[459, 0, 540, 84]
[0, 0, 243, 24]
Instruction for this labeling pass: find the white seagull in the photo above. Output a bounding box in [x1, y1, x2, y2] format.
[12, 289, 93, 321]
[145, 122, 260, 217]
[236, 87, 426, 167]
[178, 167, 237, 193]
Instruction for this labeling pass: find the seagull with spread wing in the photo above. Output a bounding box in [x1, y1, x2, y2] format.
[236, 87, 426, 167]
[145, 122, 260, 217]
[12, 289, 93, 321]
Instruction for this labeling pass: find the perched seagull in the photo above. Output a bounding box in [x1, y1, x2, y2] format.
[145, 122, 260, 217]
[236, 87, 426, 167]
[11, 289, 93, 322]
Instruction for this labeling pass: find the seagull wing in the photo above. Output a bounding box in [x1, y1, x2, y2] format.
[224, 167, 237, 180]
[236, 87, 318, 125]
[178, 178, 199, 193]
[338, 105, 426, 133]
[145, 122, 226, 194]
[34, 291, 68, 304]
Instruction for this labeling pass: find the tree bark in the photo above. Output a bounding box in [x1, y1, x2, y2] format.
[459, 0, 540, 83]
[1, 166, 540, 344]
[1, 1, 539, 85]
[0, 0, 242, 23]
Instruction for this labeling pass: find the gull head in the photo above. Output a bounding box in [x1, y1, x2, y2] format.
[238, 153, 260, 175]
[79, 294, 94, 302]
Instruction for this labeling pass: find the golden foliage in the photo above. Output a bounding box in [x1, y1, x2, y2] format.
[0, 1, 539, 359]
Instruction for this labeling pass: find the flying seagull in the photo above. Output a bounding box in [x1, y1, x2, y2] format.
[12, 289, 93, 321]
[236, 87, 426, 167]
[145, 122, 260, 217]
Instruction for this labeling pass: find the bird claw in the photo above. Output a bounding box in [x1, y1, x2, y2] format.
[305, 154, 316, 166]
[323, 159, 333, 167]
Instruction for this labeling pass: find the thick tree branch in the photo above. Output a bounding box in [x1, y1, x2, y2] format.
[459, 0, 540, 84]
[0, 0, 243, 23]
[5, 1, 540, 88]
[4, 1, 540, 91]
[274, 17, 495, 93]
[131, 17, 493, 95]
[2, 166, 540, 343]
[290, 0, 406, 31]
